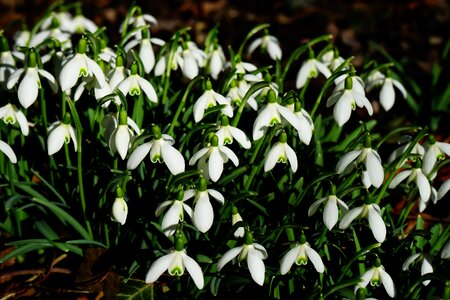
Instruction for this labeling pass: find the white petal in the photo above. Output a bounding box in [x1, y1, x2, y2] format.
[357, 268, 375, 291]
[207, 189, 225, 204]
[0, 140, 17, 163]
[416, 171, 431, 201]
[219, 146, 239, 166]
[248, 38, 263, 55]
[305, 245, 325, 273]
[161, 144, 185, 175]
[38, 68, 58, 93]
[137, 77, 158, 103]
[316, 61, 331, 78]
[161, 202, 182, 236]
[145, 253, 175, 283]
[421, 256, 433, 286]
[115, 126, 130, 160]
[380, 79, 395, 111]
[207, 148, 223, 182]
[85, 56, 107, 87]
[296, 115, 313, 145]
[280, 246, 299, 275]
[334, 93, 352, 126]
[18, 71, 39, 108]
[267, 39, 282, 60]
[308, 198, 326, 216]
[59, 56, 81, 91]
[339, 206, 364, 229]
[68, 126, 77, 152]
[189, 147, 210, 166]
[217, 246, 243, 271]
[127, 142, 152, 170]
[402, 253, 421, 271]
[296, 61, 310, 89]
[117, 77, 132, 96]
[47, 125, 67, 155]
[284, 144, 298, 172]
[155, 200, 173, 217]
[438, 179, 450, 200]
[366, 151, 384, 188]
[368, 206, 386, 243]
[15, 110, 29, 136]
[422, 149, 436, 175]
[111, 197, 128, 225]
[182, 54, 198, 79]
[228, 127, 251, 149]
[323, 197, 338, 230]
[247, 248, 265, 286]
[193, 194, 214, 233]
[193, 93, 208, 122]
[278, 105, 302, 131]
[379, 268, 396, 298]
[392, 79, 407, 99]
[336, 150, 362, 174]
[389, 170, 412, 188]
[183, 253, 204, 289]
[264, 143, 282, 172]
[6, 68, 24, 89]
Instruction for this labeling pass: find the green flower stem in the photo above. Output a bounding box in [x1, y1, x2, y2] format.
[352, 227, 365, 276]
[67, 98, 93, 240]
[316, 226, 328, 249]
[298, 77, 310, 102]
[168, 76, 203, 136]
[373, 127, 428, 205]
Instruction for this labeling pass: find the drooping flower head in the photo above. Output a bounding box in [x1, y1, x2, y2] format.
[0, 103, 29, 136]
[308, 184, 348, 230]
[111, 186, 128, 225]
[264, 131, 298, 173]
[193, 79, 233, 123]
[355, 258, 396, 298]
[47, 112, 77, 156]
[215, 115, 251, 149]
[155, 190, 193, 236]
[231, 205, 245, 238]
[248, 29, 282, 61]
[296, 49, 331, 89]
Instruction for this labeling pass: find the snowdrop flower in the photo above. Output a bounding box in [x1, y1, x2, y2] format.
[215, 115, 251, 149]
[291, 101, 314, 145]
[402, 252, 433, 286]
[120, 7, 157, 39]
[59, 38, 107, 93]
[155, 190, 193, 236]
[339, 199, 386, 243]
[145, 236, 204, 289]
[0, 139, 17, 163]
[231, 205, 245, 238]
[388, 135, 425, 165]
[127, 125, 185, 175]
[107, 55, 127, 91]
[117, 61, 158, 103]
[264, 131, 298, 173]
[183, 176, 224, 233]
[111, 187, 128, 225]
[355, 259, 395, 298]
[321, 49, 345, 71]
[296, 53, 331, 89]
[280, 233, 324, 274]
[336, 135, 384, 188]
[366, 70, 407, 111]
[231, 55, 262, 82]
[248, 31, 282, 60]
[124, 29, 164, 74]
[326, 75, 373, 126]
[47, 113, 77, 155]
[177, 42, 206, 80]
[189, 135, 239, 182]
[62, 10, 98, 34]
[108, 110, 141, 160]
[389, 162, 431, 203]
[7, 49, 58, 109]
[422, 135, 450, 176]
[0, 103, 29, 136]
[217, 230, 268, 286]
[207, 44, 226, 80]
[0, 34, 16, 87]
[253, 89, 303, 141]
[308, 186, 348, 230]
[228, 76, 258, 111]
[193, 80, 233, 122]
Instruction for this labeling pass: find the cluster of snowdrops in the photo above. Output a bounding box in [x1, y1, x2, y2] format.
[0, 3, 449, 299]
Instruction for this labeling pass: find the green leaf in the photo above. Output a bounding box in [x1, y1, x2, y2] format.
[0, 241, 53, 263]
[116, 279, 162, 300]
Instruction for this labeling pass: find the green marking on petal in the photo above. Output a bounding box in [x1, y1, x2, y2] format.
[169, 266, 184, 276]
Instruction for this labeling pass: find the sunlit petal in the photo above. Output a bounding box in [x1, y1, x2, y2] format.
[379, 268, 396, 298]
[305, 245, 324, 273]
[402, 253, 421, 271]
[368, 206, 386, 243]
[0, 140, 17, 163]
[145, 252, 176, 283]
[247, 248, 265, 286]
[217, 246, 243, 271]
[183, 253, 204, 289]
[336, 150, 361, 174]
[161, 144, 185, 175]
[339, 206, 364, 229]
[193, 194, 214, 233]
[280, 246, 299, 275]
[47, 125, 66, 155]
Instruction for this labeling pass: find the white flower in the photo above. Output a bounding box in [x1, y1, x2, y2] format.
[145, 237, 204, 289]
[231, 205, 245, 238]
[233, 58, 262, 82]
[7, 50, 58, 109]
[47, 114, 77, 155]
[366, 70, 407, 111]
[227, 77, 258, 111]
[124, 29, 164, 74]
[291, 102, 314, 145]
[326, 75, 373, 126]
[422, 136, 450, 176]
[336, 137, 384, 189]
[248, 34, 282, 60]
[106, 110, 141, 160]
[193, 81, 233, 122]
[339, 202, 386, 243]
[183, 177, 224, 233]
[59, 39, 107, 92]
[176, 42, 206, 79]
[189, 135, 239, 182]
[402, 252, 433, 286]
[111, 188, 128, 225]
[280, 235, 324, 274]
[253, 90, 303, 141]
[0, 103, 29, 136]
[355, 260, 395, 298]
[388, 135, 425, 165]
[127, 126, 185, 175]
[155, 190, 193, 236]
[0, 140, 17, 163]
[264, 131, 298, 173]
[389, 166, 431, 203]
[117, 62, 158, 103]
[63, 14, 98, 34]
[0, 36, 16, 87]
[296, 57, 331, 89]
[207, 46, 226, 80]
[217, 231, 268, 286]
[120, 9, 157, 38]
[215, 116, 251, 149]
[308, 191, 348, 230]
[321, 50, 345, 71]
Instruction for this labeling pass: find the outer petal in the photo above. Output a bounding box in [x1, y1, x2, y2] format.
[305, 245, 324, 273]
[137, 77, 158, 103]
[264, 143, 282, 172]
[379, 268, 396, 298]
[422, 148, 437, 175]
[357, 268, 375, 292]
[15, 110, 29, 136]
[193, 194, 214, 233]
[111, 197, 128, 225]
[368, 206, 386, 243]
[18, 71, 39, 108]
[126, 142, 152, 170]
[228, 126, 251, 149]
[366, 151, 384, 188]
[267, 38, 282, 60]
[402, 253, 421, 271]
[353, 91, 373, 115]
[296, 61, 311, 89]
[47, 125, 67, 155]
[438, 179, 450, 200]
[117, 77, 132, 96]
[389, 170, 412, 188]
[6, 68, 24, 89]
[0, 140, 17, 163]
[115, 126, 130, 160]
[339, 206, 364, 229]
[161, 202, 182, 236]
[280, 246, 300, 275]
[219, 146, 239, 166]
[421, 256, 433, 286]
[278, 105, 302, 131]
[155, 200, 173, 217]
[38, 68, 58, 93]
[380, 79, 395, 111]
[207, 189, 225, 204]
[183, 253, 204, 289]
[336, 150, 362, 174]
[333, 93, 352, 126]
[284, 144, 298, 172]
[247, 248, 265, 286]
[323, 197, 338, 230]
[416, 171, 431, 201]
[296, 115, 313, 145]
[208, 148, 223, 182]
[182, 53, 198, 79]
[161, 144, 185, 175]
[308, 198, 326, 216]
[392, 79, 407, 99]
[217, 246, 243, 271]
[85, 56, 107, 87]
[189, 147, 210, 166]
[59, 56, 81, 91]
[145, 253, 176, 283]
[193, 93, 208, 122]
[247, 38, 263, 55]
